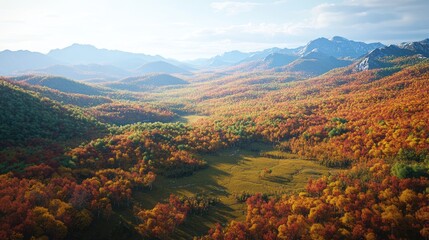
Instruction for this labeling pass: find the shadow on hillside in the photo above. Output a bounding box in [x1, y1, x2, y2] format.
[173, 202, 238, 239]
[263, 175, 292, 184]
[133, 159, 231, 208]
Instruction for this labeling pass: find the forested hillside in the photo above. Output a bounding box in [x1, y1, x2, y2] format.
[0, 79, 106, 147]
[0, 79, 106, 173]
[1, 41, 428, 240]
[9, 75, 105, 95]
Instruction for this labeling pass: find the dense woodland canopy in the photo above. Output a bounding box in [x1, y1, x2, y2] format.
[0, 53, 428, 239]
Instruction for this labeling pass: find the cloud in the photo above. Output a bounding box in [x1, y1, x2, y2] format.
[206, 0, 428, 42]
[307, 0, 429, 42]
[210, 1, 260, 15]
[272, 0, 289, 4]
[311, 3, 398, 28]
[1, 0, 428, 60]
[181, 0, 429, 58]
[185, 23, 296, 43]
[349, 0, 423, 7]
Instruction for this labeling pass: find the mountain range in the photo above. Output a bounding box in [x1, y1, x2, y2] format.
[0, 50, 58, 74]
[355, 39, 429, 71]
[192, 36, 383, 68]
[0, 44, 191, 81]
[1, 37, 429, 81]
[47, 43, 164, 68]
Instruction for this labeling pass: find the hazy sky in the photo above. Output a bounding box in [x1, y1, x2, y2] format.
[1, 0, 428, 60]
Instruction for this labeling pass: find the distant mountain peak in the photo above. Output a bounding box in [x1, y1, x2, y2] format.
[68, 43, 97, 48]
[222, 50, 243, 55]
[354, 38, 429, 72]
[49, 43, 98, 53]
[47, 43, 166, 67]
[331, 36, 348, 42]
[9, 74, 103, 95]
[311, 37, 330, 43]
[0, 50, 58, 74]
[422, 38, 429, 44]
[299, 37, 384, 59]
[1, 49, 40, 54]
[109, 73, 189, 90]
[209, 51, 251, 67]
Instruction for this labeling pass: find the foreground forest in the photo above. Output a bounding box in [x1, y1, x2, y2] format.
[1, 46, 429, 239]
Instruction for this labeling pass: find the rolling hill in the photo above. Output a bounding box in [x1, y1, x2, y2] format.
[15, 81, 113, 107]
[25, 64, 131, 81]
[9, 75, 105, 95]
[0, 79, 104, 148]
[104, 74, 189, 91]
[283, 50, 352, 75]
[121, 74, 188, 86]
[87, 102, 177, 125]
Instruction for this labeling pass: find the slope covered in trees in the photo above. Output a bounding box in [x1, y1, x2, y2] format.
[0, 79, 106, 173]
[104, 74, 189, 92]
[202, 162, 429, 239]
[87, 102, 177, 125]
[0, 79, 104, 148]
[173, 57, 429, 169]
[121, 74, 189, 86]
[15, 81, 113, 107]
[0, 50, 428, 239]
[9, 75, 105, 95]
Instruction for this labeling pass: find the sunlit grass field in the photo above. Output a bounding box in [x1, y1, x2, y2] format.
[127, 143, 338, 238]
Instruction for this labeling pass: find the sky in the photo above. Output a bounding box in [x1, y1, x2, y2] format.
[0, 0, 428, 60]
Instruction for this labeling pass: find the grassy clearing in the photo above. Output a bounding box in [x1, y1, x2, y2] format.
[260, 150, 300, 159]
[128, 143, 339, 239]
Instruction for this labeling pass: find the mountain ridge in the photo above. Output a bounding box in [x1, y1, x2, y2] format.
[189, 36, 384, 69]
[2, 37, 425, 79]
[355, 38, 429, 71]
[9, 75, 105, 95]
[0, 50, 59, 74]
[47, 43, 164, 67]
[298, 36, 384, 59]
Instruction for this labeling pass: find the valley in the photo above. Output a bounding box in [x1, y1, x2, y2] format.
[1, 36, 429, 240]
[155, 145, 337, 239]
[73, 143, 338, 239]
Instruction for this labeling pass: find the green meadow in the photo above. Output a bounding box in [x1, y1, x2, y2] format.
[129, 143, 339, 239]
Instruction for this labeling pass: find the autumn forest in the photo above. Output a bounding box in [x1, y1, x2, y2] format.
[1, 10, 429, 238]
